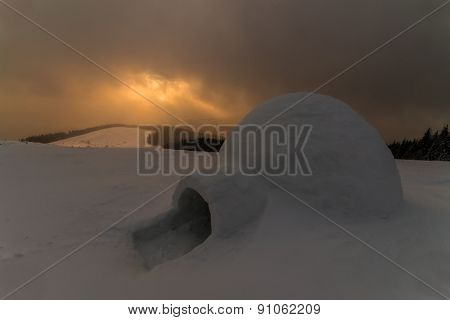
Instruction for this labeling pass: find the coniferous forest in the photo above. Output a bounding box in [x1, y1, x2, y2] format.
[388, 125, 450, 161]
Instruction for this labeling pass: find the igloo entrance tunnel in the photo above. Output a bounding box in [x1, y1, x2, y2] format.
[132, 188, 212, 269]
[133, 93, 404, 268]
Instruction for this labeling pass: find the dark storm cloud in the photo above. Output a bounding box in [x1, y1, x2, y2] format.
[0, 0, 449, 140]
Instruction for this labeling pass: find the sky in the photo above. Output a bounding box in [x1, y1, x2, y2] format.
[0, 0, 449, 141]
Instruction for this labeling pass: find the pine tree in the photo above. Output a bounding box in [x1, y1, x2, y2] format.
[438, 125, 449, 161]
[413, 128, 432, 160]
[427, 130, 440, 160]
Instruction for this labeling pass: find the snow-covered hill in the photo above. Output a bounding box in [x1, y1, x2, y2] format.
[51, 127, 142, 148]
[0, 142, 449, 299]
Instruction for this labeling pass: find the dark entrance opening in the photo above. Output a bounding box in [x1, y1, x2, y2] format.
[132, 188, 212, 268]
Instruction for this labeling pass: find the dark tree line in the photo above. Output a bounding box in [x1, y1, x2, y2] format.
[171, 136, 225, 152]
[147, 133, 225, 152]
[388, 125, 450, 161]
[21, 124, 136, 144]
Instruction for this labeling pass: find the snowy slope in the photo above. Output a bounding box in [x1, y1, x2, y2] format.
[51, 127, 141, 148]
[0, 142, 449, 299]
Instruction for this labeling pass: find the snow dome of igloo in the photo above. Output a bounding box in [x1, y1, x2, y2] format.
[219, 92, 404, 218]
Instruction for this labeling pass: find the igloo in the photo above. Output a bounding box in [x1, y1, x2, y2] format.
[133, 92, 404, 268]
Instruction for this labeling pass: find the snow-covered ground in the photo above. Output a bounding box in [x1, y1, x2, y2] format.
[0, 141, 449, 299]
[51, 127, 142, 148]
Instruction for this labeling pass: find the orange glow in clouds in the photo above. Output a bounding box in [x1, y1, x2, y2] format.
[111, 73, 230, 123]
